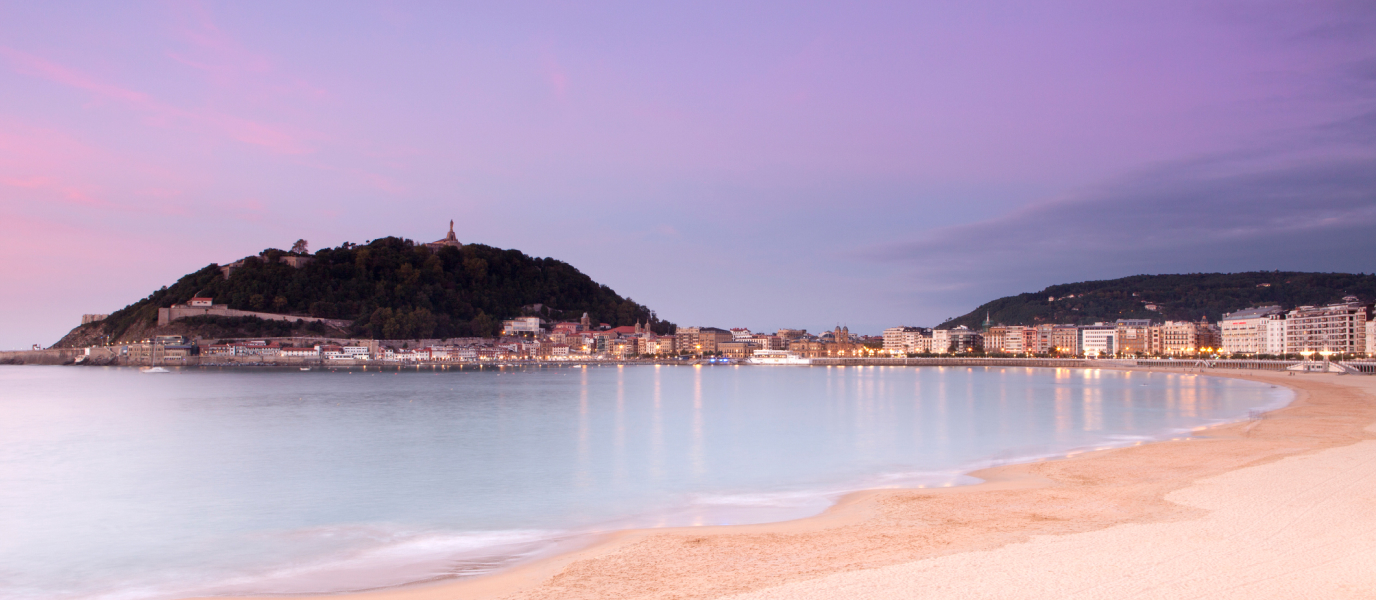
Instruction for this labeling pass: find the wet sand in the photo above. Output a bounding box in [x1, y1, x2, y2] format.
[231, 369, 1376, 600]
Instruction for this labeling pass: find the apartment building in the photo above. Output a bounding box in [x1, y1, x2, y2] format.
[1049, 325, 1080, 355]
[883, 326, 932, 354]
[1154, 321, 1201, 355]
[983, 327, 1007, 353]
[1115, 320, 1152, 355]
[1284, 298, 1370, 355]
[1219, 306, 1284, 355]
[1001, 326, 1035, 354]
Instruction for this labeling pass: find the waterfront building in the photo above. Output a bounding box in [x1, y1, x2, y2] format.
[1265, 314, 1287, 354]
[280, 347, 320, 358]
[1049, 325, 1080, 355]
[788, 339, 829, 358]
[883, 326, 931, 354]
[933, 326, 981, 353]
[1367, 321, 1376, 357]
[750, 334, 781, 350]
[1114, 320, 1152, 355]
[692, 327, 733, 354]
[983, 327, 1007, 353]
[1079, 324, 1118, 357]
[718, 341, 757, 358]
[1219, 306, 1284, 355]
[730, 328, 753, 341]
[1000, 326, 1035, 354]
[1284, 298, 1370, 355]
[1154, 321, 1200, 354]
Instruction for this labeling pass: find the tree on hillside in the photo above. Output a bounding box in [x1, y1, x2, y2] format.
[90, 237, 675, 341]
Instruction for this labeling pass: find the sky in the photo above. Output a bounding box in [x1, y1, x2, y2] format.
[2, 1, 1375, 348]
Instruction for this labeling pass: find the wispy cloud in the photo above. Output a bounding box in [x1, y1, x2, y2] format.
[0, 45, 311, 154]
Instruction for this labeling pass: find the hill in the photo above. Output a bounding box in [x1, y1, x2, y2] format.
[58, 237, 673, 346]
[937, 272, 1376, 330]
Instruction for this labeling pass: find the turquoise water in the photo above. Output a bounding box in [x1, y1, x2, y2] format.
[0, 365, 1288, 599]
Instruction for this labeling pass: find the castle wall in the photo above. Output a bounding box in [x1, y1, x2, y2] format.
[157, 305, 348, 328]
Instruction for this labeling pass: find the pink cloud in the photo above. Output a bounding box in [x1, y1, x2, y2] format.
[0, 47, 148, 104]
[166, 0, 272, 76]
[0, 45, 311, 154]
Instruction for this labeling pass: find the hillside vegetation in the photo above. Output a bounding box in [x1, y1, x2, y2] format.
[938, 272, 1376, 330]
[84, 237, 672, 343]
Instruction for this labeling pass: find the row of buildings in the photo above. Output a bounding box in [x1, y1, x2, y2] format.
[883, 297, 1375, 358]
[502, 314, 875, 359]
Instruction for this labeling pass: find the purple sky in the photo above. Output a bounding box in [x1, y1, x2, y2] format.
[3, 1, 1375, 348]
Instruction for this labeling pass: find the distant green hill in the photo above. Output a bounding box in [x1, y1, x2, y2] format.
[88, 237, 673, 343]
[938, 272, 1376, 330]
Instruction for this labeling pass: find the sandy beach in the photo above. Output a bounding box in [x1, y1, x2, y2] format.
[236, 369, 1376, 600]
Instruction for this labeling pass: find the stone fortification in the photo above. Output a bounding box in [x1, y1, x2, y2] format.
[157, 303, 348, 328]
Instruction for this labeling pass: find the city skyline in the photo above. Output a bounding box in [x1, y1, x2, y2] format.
[4, 2, 1376, 349]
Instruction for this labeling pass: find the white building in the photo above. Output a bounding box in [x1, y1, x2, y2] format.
[1219, 306, 1283, 355]
[884, 326, 932, 354]
[1264, 314, 1287, 355]
[1367, 321, 1376, 357]
[502, 317, 542, 336]
[1079, 324, 1118, 357]
[1284, 298, 1370, 355]
[730, 328, 753, 341]
[934, 326, 980, 353]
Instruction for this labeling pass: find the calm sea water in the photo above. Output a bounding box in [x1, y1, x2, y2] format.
[0, 364, 1288, 599]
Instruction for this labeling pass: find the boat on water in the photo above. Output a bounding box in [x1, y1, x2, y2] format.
[300, 367, 312, 371]
[747, 350, 812, 365]
[139, 367, 171, 373]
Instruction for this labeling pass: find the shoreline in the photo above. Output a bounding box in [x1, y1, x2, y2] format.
[194, 367, 1376, 600]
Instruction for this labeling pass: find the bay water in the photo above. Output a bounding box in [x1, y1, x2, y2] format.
[0, 364, 1289, 599]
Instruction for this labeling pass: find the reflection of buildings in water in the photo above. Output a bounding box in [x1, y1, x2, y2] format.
[614, 365, 626, 483]
[1181, 381, 1199, 419]
[1056, 384, 1072, 433]
[650, 365, 664, 481]
[1083, 385, 1102, 432]
[576, 367, 590, 488]
[691, 365, 704, 476]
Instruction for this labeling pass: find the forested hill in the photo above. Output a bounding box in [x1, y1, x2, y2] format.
[93, 237, 673, 342]
[937, 272, 1376, 330]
